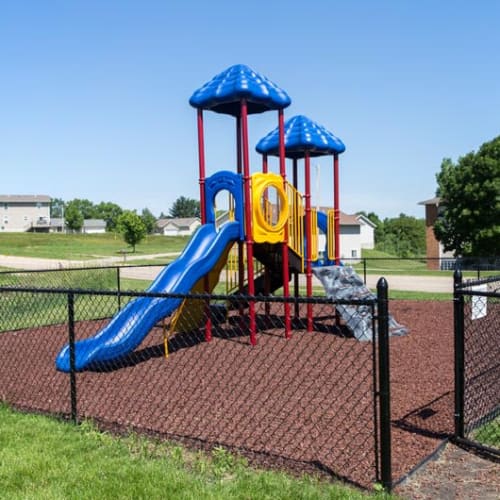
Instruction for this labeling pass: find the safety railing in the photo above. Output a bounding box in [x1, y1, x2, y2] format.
[286, 182, 304, 270]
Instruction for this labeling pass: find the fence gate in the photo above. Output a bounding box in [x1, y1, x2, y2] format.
[453, 271, 500, 457]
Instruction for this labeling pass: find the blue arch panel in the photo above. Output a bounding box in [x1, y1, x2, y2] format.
[204, 170, 245, 240]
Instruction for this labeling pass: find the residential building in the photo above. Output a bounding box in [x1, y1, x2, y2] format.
[82, 219, 106, 234]
[50, 218, 107, 234]
[156, 217, 201, 236]
[0, 195, 51, 232]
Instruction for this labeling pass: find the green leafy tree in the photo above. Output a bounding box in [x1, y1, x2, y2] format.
[141, 207, 157, 234]
[434, 136, 500, 256]
[376, 214, 425, 257]
[64, 201, 84, 232]
[50, 198, 65, 218]
[66, 198, 95, 219]
[117, 210, 147, 252]
[169, 196, 200, 218]
[93, 201, 123, 232]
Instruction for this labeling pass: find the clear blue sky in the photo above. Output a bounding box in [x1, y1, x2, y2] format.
[1, 1, 499, 219]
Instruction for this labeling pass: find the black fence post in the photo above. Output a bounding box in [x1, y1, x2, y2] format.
[376, 277, 392, 490]
[453, 269, 465, 438]
[67, 292, 78, 424]
[363, 258, 367, 285]
[116, 266, 122, 310]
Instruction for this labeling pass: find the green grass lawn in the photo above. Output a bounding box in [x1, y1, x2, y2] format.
[471, 416, 500, 449]
[0, 232, 189, 260]
[0, 404, 391, 499]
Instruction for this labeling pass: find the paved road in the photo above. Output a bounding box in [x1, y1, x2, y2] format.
[0, 253, 453, 293]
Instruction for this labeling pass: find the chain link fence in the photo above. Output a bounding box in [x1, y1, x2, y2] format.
[454, 273, 500, 457]
[0, 278, 392, 489]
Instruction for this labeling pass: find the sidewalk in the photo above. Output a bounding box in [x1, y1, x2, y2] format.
[0, 254, 453, 293]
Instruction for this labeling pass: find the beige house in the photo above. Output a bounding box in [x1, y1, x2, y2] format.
[0, 195, 51, 232]
[156, 217, 201, 236]
[316, 211, 376, 262]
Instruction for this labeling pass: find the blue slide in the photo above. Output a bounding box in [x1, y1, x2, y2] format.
[56, 221, 240, 372]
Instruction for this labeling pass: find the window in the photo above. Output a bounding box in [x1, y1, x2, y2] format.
[351, 249, 358, 258]
[3, 203, 7, 210]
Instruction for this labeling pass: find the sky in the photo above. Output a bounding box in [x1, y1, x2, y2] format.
[1, 1, 499, 220]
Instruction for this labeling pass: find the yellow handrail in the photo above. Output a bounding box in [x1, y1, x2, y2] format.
[310, 208, 318, 261]
[286, 183, 304, 271]
[327, 209, 335, 260]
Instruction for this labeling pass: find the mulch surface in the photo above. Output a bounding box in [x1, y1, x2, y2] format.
[0, 299, 464, 488]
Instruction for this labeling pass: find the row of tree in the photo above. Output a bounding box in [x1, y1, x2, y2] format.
[361, 135, 499, 258]
[51, 196, 201, 234]
[434, 135, 499, 257]
[357, 212, 426, 257]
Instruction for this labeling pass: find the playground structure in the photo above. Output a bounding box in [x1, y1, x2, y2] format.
[56, 64, 359, 372]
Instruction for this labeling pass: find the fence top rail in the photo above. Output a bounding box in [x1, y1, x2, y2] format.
[455, 274, 500, 291]
[0, 262, 170, 276]
[0, 285, 378, 306]
[455, 289, 500, 299]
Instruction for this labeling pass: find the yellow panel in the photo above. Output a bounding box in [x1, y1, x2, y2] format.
[251, 173, 289, 244]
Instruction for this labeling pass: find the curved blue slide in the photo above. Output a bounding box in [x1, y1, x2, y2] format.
[56, 221, 240, 372]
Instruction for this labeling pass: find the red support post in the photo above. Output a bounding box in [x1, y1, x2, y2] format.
[333, 153, 340, 263]
[262, 153, 271, 318]
[196, 109, 212, 341]
[241, 100, 256, 345]
[278, 109, 291, 338]
[292, 158, 299, 319]
[305, 152, 313, 332]
[197, 109, 207, 225]
[236, 116, 245, 315]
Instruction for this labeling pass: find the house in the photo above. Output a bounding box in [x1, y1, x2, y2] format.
[337, 212, 375, 260]
[317, 211, 376, 262]
[156, 217, 201, 236]
[82, 219, 106, 234]
[0, 195, 51, 232]
[418, 197, 455, 269]
[50, 218, 107, 234]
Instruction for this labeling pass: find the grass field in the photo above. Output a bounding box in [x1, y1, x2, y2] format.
[0, 232, 189, 260]
[0, 404, 391, 499]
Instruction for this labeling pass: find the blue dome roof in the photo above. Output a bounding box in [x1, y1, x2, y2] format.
[256, 115, 345, 158]
[189, 64, 291, 116]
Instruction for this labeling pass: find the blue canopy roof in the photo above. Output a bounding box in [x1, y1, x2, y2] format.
[189, 64, 291, 117]
[256, 115, 345, 159]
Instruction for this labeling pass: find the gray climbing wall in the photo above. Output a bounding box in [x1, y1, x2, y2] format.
[313, 265, 408, 341]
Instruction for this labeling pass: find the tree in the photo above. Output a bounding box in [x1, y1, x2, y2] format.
[64, 201, 84, 232]
[141, 207, 157, 234]
[66, 198, 95, 219]
[93, 201, 123, 232]
[375, 214, 425, 257]
[169, 196, 200, 218]
[117, 210, 147, 252]
[50, 198, 65, 218]
[434, 136, 500, 256]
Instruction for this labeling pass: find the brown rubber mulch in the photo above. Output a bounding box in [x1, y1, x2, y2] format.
[0, 299, 455, 488]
